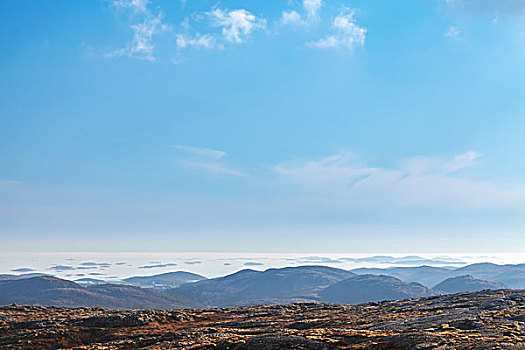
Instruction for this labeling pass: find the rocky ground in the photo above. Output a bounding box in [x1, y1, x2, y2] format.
[1, 290, 525, 349]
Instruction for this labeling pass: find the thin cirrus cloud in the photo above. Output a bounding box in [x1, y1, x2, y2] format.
[175, 145, 226, 160]
[182, 161, 246, 177]
[401, 151, 480, 175]
[306, 9, 366, 50]
[273, 151, 523, 210]
[174, 147, 520, 211]
[175, 145, 245, 177]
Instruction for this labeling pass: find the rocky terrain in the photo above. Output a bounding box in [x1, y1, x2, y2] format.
[1, 289, 525, 349]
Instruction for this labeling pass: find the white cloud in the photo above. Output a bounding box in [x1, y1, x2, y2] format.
[208, 9, 266, 43]
[280, 0, 321, 26]
[281, 10, 302, 26]
[307, 10, 366, 50]
[176, 33, 221, 49]
[175, 145, 226, 159]
[112, 0, 149, 13]
[306, 36, 339, 48]
[127, 14, 169, 61]
[109, 1, 170, 61]
[303, 0, 322, 19]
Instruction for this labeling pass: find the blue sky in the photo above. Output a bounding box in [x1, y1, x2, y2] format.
[1, 0, 525, 253]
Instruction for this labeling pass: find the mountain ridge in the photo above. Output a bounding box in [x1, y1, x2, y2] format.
[0, 276, 201, 309]
[123, 271, 207, 288]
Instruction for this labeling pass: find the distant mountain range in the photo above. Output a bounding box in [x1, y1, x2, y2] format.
[0, 276, 201, 309]
[351, 262, 525, 289]
[0, 263, 518, 309]
[171, 266, 356, 306]
[351, 266, 453, 287]
[0, 273, 51, 280]
[122, 271, 206, 288]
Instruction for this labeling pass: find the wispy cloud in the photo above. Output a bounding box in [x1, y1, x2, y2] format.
[280, 10, 303, 26]
[174, 7, 266, 57]
[111, 0, 150, 14]
[109, 1, 170, 61]
[280, 0, 322, 26]
[443, 151, 481, 173]
[183, 161, 246, 177]
[108, 1, 372, 61]
[307, 9, 366, 50]
[175, 145, 226, 160]
[274, 151, 376, 187]
[176, 33, 221, 50]
[207, 9, 266, 44]
[274, 151, 521, 210]
[175, 145, 245, 177]
[304, 0, 322, 20]
[3, 149, 525, 252]
[402, 151, 480, 175]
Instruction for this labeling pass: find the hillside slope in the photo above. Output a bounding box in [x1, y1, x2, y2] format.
[433, 275, 505, 293]
[0, 276, 200, 309]
[320, 274, 436, 304]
